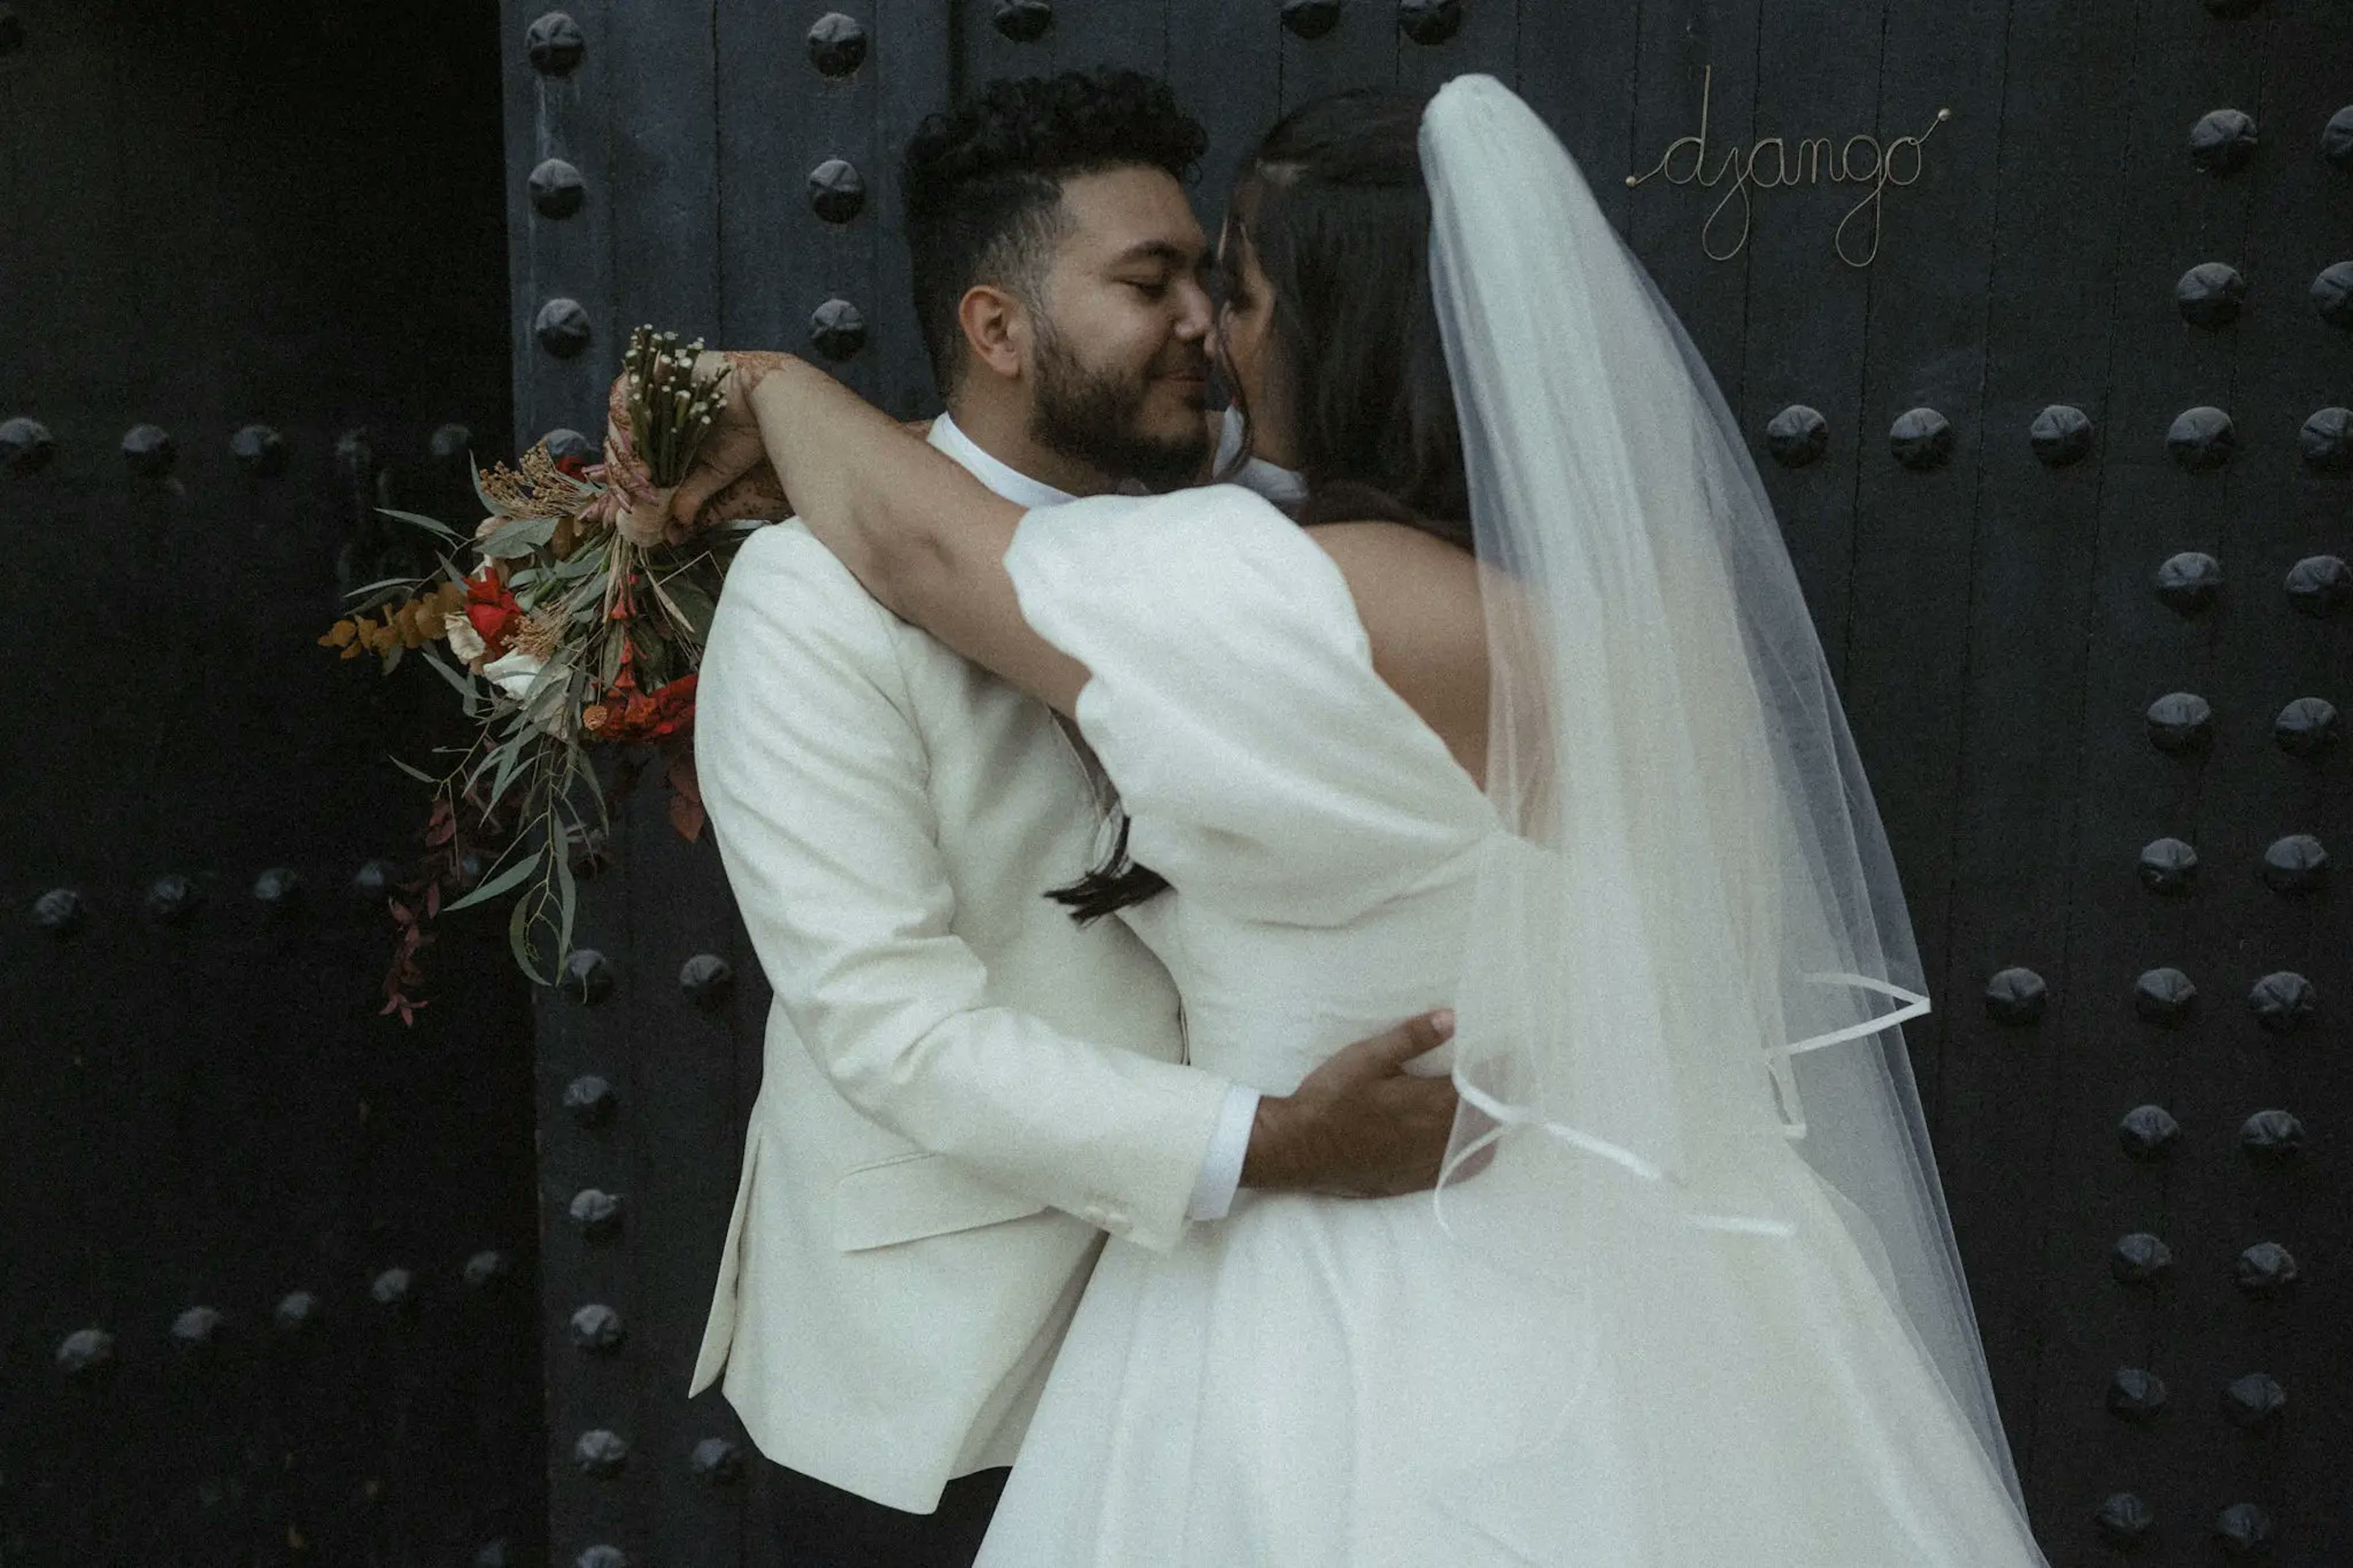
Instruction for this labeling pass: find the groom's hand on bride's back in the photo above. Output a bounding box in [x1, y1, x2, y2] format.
[1241, 1011, 1463, 1199]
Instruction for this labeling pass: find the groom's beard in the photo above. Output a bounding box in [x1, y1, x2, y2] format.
[1028, 325, 1210, 492]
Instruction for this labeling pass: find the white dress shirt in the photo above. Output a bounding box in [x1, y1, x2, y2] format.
[929, 412, 1259, 1222]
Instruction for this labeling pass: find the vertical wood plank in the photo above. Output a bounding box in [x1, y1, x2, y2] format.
[2148, 5, 2353, 1556]
[1279, 0, 1400, 115]
[1920, 0, 2144, 1521]
[1170, 0, 1279, 237]
[2015, 0, 2270, 1550]
[1833, 0, 2009, 1114]
[1512, 0, 1639, 233]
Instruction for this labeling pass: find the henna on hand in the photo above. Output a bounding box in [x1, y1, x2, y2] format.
[689, 460, 790, 528]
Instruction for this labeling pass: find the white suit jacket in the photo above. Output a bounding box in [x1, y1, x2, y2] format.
[687, 421, 1232, 1513]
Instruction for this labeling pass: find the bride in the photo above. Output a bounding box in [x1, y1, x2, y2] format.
[672, 74, 2050, 1566]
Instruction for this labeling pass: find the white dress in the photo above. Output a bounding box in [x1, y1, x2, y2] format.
[973, 487, 2048, 1567]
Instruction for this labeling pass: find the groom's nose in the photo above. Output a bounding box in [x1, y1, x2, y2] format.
[1170, 276, 1214, 344]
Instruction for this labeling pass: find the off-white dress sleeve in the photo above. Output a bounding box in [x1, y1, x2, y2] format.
[1003, 485, 1491, 927]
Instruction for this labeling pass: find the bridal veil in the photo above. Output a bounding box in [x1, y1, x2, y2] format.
[1423, 74, 2046, 1558]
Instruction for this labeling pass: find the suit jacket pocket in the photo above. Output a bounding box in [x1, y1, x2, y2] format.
[830, 1149, 1051, 1252]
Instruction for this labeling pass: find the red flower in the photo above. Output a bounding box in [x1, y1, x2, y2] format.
[582, 673, 699, 743]
[463, 567, 525, 653]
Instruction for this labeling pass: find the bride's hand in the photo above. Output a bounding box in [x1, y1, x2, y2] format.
[662, 350, 792, 533]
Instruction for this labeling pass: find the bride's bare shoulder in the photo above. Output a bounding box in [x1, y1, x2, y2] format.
[1303, 520, 1488, 779]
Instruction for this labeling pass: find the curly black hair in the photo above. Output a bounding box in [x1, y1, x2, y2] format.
[901, 68, 1208, 387]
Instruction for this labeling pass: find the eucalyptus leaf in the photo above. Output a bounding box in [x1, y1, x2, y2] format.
[444, 847, 544, 914]
[376, 506, 464, 542]
[507, 893, 550, 985]
[347, 574, 428, 599]
[480, 515, 560, 558]
[415, 643, 479, 701]
[387, 754, 441, 785]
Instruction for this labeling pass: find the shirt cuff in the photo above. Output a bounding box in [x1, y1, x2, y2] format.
[1185, 1083, 1260, 1221]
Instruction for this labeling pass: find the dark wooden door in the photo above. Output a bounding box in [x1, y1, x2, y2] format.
[0, 2, 543, 1564]
[500, 2, 2350, 1563]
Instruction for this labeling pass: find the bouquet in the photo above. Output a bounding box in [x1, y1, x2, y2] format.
[319, 328, 770, 1021]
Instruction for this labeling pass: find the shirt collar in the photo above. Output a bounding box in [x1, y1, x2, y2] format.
[926, 411, 1080, 510]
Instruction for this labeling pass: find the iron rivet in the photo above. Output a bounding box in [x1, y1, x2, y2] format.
[563, 1074, 618, 1126]
[1397, 0, 1463, 44]
[809, 297, 867, 361]
[352, 858, 400, 904]
[2165, 405, 2235, 471]
[0, 415, 55, 474]
[230, 423, 288, 477]
[430, 422, 474, 461]
[1888, 406, 1952, 470]
[463, 1249, 512, 1288]
[528, 157, 586, 219]
[2284, 555, 2351, 616]
[569, 1303, 627, 1353]
[2028, 404, 2093, 466]
[2232, 1241, 2298, 1297]
[2175, 261, 2247, 328]
[2133, 966, 2197, 1025]
[569, 1187, 623, 1238]
[145, 873, 203, 925]
[680, 952, 734, 1006]
[1982, 966, 2046, 1025]
[1764, 404, 1828, 467]
[690, 1435, 746, 1485]
[2094, 1491, 2154, 1545]
[252, 866, 305, 912]
[993, 0, 1053, 41]
[121, 423, 176, 477]
[2259, 833, 2327, 895]
[562, 947, 615, 1004]
[2238, 1109, 2306, 1163]
[56, 1328, 115, 1378]
[2145, 691, 2212, 753]
[2137, 837, 2198, 894]
[274, 1290, 322, 1333]
[2214, 1502, 2275, 1556]
[2273, 697, 2337, 757]
[1281, 0, 1340, 37]
[33, 887, 85, 936]
[525, 11, 585, 74]
[542, 426, 596, 467]
[2106, 1366, 2168, 1420]
[2299, 407, 2353, 471]
[2312, 261, 2353, 330]
[370, 1268, 416, 1311]
[535, 297, 593, 359]
[2189, 108, 2259, 175]
[2152, 551, 2221, 614]
[2247, 971, 2316, 1034]
[2221, 1372, 2286, 1429]
[2109, 1232, 2172, 1286]
[806, 12, 866, 75]
[2323, 105, 2353, 169]
[171, 1305, 225, 1351]
[807, 157, 866, 223]
[2117, 1104, 2180, 1161]
[573, 1429, 630, 1477]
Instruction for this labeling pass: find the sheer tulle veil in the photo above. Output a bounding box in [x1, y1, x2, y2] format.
[1421, 75, 2043, 1551]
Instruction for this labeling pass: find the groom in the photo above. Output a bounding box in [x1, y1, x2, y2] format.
[678, 70, 1460, 1564]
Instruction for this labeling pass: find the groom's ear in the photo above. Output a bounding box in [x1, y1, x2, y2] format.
[955, 283, 1031, 384]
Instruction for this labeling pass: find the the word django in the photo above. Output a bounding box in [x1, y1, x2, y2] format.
[1627, 66, 1952, 268]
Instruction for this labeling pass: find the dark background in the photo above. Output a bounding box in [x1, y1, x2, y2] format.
[5, 0, 2349, 1563]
